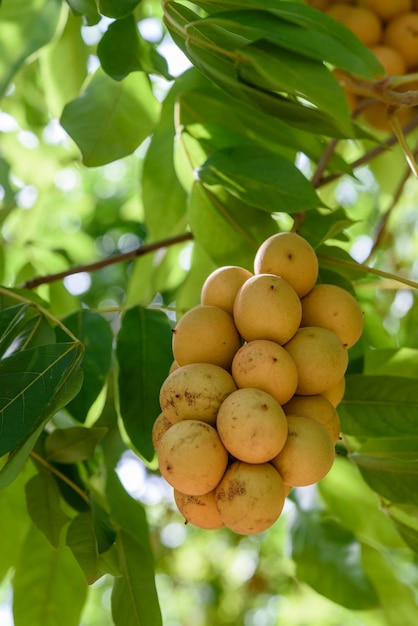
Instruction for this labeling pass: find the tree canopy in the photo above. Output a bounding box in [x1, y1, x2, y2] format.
[0, 1, 418, 625]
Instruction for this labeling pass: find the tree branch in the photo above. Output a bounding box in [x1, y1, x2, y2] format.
[21, 232, 194, 290]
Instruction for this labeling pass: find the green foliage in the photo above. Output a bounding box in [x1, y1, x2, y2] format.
[1, 0, 418, 624]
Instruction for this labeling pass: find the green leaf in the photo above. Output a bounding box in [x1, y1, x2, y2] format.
[340, 375, 418, 438]
[0, 0, 63, 97]
[196, 145, 321, 213]
[44, 426, 108, 463]
[0, 342, 84, 457]
[116, 306, 173, 461]
[350, 438, 418, 506]
[112, 529, 162, 626]
[66, 512, 119, 584]
[98, 15, 171, 81]
[56, 310, 113, 422]
[189, 182, 277, 267]
[90, 494, 117, 553]
[385, 503, 418, 554]
[362, 543, 418, 626]
[13, 523, 87, 626]
[25, 472, 70, 549]
[0, 303, 28, 357]
[364, 347, 418, 378]
[66, 0, 100, 25]
[60, 67, 160, 166]
[99, 0, 140, 19]
[291, 508, 379, 610]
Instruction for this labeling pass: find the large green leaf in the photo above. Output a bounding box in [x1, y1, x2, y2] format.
[25, 472, 70, 549]
[56, 310, 113, 422]
[340, 374, 418, 438]
[0, 342, 84, 457]
[60, 67, 160, 166]
[66, 0, 100, 25]
[196, 146, 322, 213]
[350, 438, 418, 506]
[0, 0, 63, 97]
[291, 508, 379, 610]
[99, 0, 141, 19]
[98, 15, 171, 81]
[13, 523, 87, 626]
[116, 306, 173, 461]
[44, 426, 108, 463]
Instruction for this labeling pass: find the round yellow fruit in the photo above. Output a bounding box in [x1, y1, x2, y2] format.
[357, 0, 412, 22]
[232, 339, 298, 405]
[383, 12, 418, 69]
[300, 283, 364, 349]
[215, 461, 286, 535]
[282, 394, 341, 444]
[284, 327, 349, 395]
[233, 274, 302, 345]
[200, 265, 253, 315]
[370, 44, 407, 77]
[326, 4, 382, 47]
[158, 420, 228, 496]
[216, 388, 289, 463]
[271, 415, 335, 486]
[253, 232, 318, 297]
[152, 412, 173, 450]
[172, 304, 241, 370]
[174, 488, 224, 530]
[321, 376, 346, 407]
[159, 362, 237, 425]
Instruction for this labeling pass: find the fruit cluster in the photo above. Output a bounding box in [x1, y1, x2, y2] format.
[153, 232, 364, 535]
[309, 0, 418, 130]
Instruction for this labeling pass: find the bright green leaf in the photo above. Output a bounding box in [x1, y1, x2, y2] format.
[196, 145, 321, 213]
[60, 67, 160, 166]
[116, 306, 173, 461]
[25, 472, 70, 549]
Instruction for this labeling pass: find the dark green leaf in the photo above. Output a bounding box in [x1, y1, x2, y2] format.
[45, 426, 108, 463]
[56, 310, 113, 422]
[25, 472, 70, 549]
[112, 529, 162, 626]
[350, 438, 418, 506]
[98, 15, 171, 81]
[291, 508, 379, 610]
[13, 523, 87, 626]
[66, 0, 101, 25]
[340, 375, 418, 438]
[385, 503, 418, 554]
[0, 303, 28, 357]
[0, 342, 84, 457]
[0, 0, 63, 97]
[299, 207, 357, 249]
[196, 145, 321, 213]
[116, 306, 173, 461]
[317, 244, 366, 281]
[99, 0, 140, 19]
[90, 494, 117, 553]
[60, 67, 159, 166]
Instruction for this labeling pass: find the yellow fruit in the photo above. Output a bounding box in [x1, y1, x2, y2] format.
[158, 420, 228, 495]
[233, 274, 302, 344]
[357, 0, 412, 22]
[307, 0, 332, 11]
[216, 388, 289, 463]
[152, 412, 173, 450]
[215, 461, 286, 535]
[172, 304, 241, 370]
[174, 489, 224, 530]
[282, 394, 341, 444]
[159, 362, 237, 425]
[284, 327, 349, 395]
[200, 265, 253, 315]
[326, 4, 382, 47]
[361, 101, 415, 132]
[271, 416, 335, 486]
[370, 44, 407, 76]
[300, 283, 364, 349]
[383, 12, 418, 69]
[253, 232, 318, 297]
[321, 376, 346, 407]
[232, 339, 298, 405]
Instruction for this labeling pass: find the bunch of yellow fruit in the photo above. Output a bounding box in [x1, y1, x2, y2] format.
[309, 0, 418, 130]
[153, 232, 364, 535]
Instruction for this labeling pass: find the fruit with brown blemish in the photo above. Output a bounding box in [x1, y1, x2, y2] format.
[282, 394, 341, 444]
[216, 388, 288, 463]
[159, 362, 237, 425]
[152, 412, 173, 451]
[158, 419, 228, 495]
[174, 488, 224, 530]
[215, 461, 286, 534]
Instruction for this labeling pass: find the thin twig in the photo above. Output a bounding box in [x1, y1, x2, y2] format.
[22, 232, 194, 290]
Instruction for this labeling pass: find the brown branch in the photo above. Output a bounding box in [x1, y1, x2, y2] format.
[30, 450, 90, 504]
[22, 232, 194, 290]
